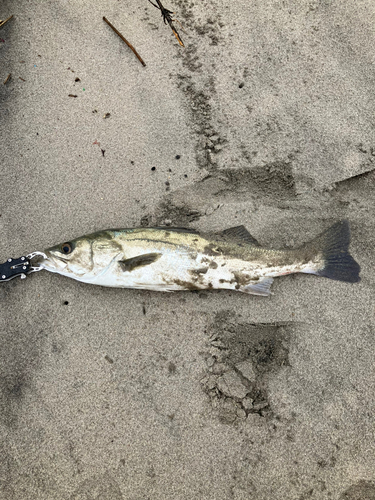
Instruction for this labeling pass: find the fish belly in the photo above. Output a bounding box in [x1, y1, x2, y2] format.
[78, 249, 272, 294]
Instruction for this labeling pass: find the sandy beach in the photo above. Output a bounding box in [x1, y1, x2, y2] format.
[1, 1, 375, 498]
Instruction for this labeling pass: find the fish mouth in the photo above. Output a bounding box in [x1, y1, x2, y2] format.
[38, 251, 68, 272]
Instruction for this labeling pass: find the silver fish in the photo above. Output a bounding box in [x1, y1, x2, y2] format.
[38, 220, 360, 296]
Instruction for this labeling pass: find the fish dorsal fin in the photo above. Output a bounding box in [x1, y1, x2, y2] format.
[119, 253, 161, 272]
[220, 225, 260, 246]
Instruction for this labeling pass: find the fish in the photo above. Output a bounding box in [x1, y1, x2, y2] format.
[38, 220, 360, 296]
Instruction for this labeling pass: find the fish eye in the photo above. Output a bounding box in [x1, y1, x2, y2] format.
[61, 242, 73, 254]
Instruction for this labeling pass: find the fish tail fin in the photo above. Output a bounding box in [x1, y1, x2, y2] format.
[306, 220, 361, 283]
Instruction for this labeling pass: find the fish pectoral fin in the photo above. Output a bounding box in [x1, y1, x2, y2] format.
[118, 253, 161, 272]
[242, 277, 273, 296]
[220, 225, 260, 247]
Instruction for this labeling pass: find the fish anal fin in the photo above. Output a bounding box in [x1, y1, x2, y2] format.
[242, 277, 273, 296]
[221, 225, 260, 246]
[119, 253, 161, 272]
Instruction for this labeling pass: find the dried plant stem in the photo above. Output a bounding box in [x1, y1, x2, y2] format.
[0, 15, 13, 29]
[103, 17, 146, 67]
[148, 0, 184, 47]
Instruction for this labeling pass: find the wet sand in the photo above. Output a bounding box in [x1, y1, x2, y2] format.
[1, 1, 375, 498]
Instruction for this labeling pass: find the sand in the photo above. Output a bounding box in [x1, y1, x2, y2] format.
[1, 0, 375, 498]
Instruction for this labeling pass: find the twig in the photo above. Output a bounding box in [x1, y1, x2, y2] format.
[148, 0, 184, 47]
[0, 15, 13, 29]
[3, 73, 11, 85]
[103, 17, 146, 67]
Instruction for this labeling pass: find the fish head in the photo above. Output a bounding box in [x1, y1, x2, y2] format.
[39, 231, 124, 280]
[41, 237, 94, 277]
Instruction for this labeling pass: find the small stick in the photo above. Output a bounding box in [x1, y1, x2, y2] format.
[103, 17, 146, 67]
[3, 73, 11, 85]
[0, 15, 13, 29]
[148, 0, 184, 47]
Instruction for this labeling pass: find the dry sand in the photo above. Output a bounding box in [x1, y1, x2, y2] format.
[1, 0, 375, 499]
